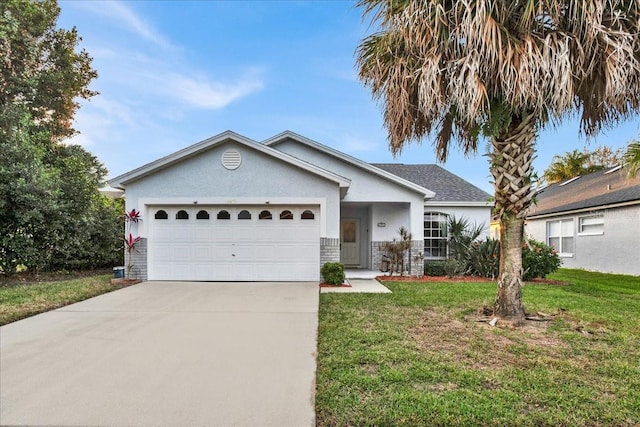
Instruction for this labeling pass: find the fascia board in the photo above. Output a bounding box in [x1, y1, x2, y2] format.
[108, 130, 351, 190]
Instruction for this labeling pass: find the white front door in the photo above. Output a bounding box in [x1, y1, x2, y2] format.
[340, 219, 360, 266]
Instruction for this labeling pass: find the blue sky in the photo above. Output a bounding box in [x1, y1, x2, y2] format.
[58, 1, 640, 193]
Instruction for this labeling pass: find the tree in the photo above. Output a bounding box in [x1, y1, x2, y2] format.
[356, 1, 640, 323]
[0, 0, 96, 142]
[0, 0, 120, 274]
[543, 147, 624, 183]
[623, 141, 640, 178]
[587, 146, 624, 169]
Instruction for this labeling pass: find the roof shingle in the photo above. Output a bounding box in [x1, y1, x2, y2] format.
[527, 167, 640, 217]
[372, 163, 491, 202]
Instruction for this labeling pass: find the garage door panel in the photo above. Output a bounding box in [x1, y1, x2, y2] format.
[148, 205, 320, 281]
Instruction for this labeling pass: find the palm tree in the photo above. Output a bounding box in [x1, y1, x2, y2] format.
[623, 141, 640, 178]
[543, 149, 604, 183]
[356, 1, 640, 323]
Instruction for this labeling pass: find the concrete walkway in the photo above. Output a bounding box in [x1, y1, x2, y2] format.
[0, 281, 319, 427]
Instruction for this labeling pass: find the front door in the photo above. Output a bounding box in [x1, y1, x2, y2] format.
[340, 219, 360, 266]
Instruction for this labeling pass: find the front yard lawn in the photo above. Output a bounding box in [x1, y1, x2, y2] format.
[316, 269, 640, 426]
[0, 272, 135, 326]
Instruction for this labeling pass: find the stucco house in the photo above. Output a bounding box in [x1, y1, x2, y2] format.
[109, 130, 491, 281]
[525, 166, 640, 276]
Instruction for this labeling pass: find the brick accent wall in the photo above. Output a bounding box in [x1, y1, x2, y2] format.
[372, 240, 423, 276]
[125, 238, 147, 281]
[320, 237, 340, 267]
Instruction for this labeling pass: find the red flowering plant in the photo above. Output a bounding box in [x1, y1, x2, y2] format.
[124, 209, 142, 278]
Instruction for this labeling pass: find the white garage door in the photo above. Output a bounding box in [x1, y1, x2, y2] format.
[147, 206, 320, 281]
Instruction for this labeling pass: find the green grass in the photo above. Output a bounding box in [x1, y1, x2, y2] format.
[316, 269, 640, 426]
[0, 274, 135, 325]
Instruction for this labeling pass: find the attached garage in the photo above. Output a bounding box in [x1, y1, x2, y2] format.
[147, 205, 320, 281]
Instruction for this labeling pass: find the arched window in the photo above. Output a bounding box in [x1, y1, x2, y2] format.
[238, 210, 251, 220]
[424, 212, 448, 258]
[217, 210, 230, 220]
[176, 210, 189, 220]
[154, 210, 168, 220]
[196, 210, 210, 220]
[280, 210, 293, 220]
[301, 210, 315, 220]
[259, 210, 272, 220]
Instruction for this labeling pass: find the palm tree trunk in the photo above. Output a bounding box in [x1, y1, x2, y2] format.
[489, 114, 536, 323]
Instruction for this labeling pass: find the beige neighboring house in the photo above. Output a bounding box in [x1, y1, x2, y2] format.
[525, 166, 640, 276]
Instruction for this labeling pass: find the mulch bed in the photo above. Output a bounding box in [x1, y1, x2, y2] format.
[377, 275, 493, 283]
[319, 282, 352, 288]
[377, 275, 571, 286]
[110, 278, 143, 285]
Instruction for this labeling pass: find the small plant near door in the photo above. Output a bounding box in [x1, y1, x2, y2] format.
[383, 227, 412, 276]
[123, 209, 142, 278]
[321, 262, 345, 286]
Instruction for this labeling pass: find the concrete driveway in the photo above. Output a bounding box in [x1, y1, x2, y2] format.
[0, 281, 319, 426]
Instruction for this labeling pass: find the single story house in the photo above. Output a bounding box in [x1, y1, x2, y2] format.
[525, 166, 640, 276]
[109, 131, 491, 281]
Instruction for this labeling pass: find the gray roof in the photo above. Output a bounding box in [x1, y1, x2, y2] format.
[528, 166, 640, 217]
[372, 163, 491, 202]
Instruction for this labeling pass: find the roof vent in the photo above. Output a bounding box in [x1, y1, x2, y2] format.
[221, 149, 242, 170]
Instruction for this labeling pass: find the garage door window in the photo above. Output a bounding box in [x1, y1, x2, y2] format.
[259, 210, 272, 220]
[196, 210, 210, 220]
[155, 210, 168, 220]
[217, 210, 230, 220]
[176, 210, 189, 220]
[238, 210, 251, 220]
[280, 210, 293, 220]
[301, 210, 315, 220]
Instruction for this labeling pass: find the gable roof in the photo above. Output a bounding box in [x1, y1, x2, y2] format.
[263, 131, 435, 198]
[373, 163, 491, 205]
[108, 130, 351, 191]
[527, 166, 640, 218]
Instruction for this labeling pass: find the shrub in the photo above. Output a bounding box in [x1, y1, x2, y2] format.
[321, 262, 345, 285]
[522, 239, 561, 280]
[444, 258, 465, 278]
[424, 260, 446, 276]
[465, 237, 561, 280]
[467, 238, 500, 279]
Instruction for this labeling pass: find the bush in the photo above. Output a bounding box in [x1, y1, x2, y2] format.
[444, 258, 465, 277]
[467, 238, 500, 279]
[522, 239, 561, 280]
[424, 260, 446, 276]
[465, 237, 561, 280]
[321, 262, 345, 285]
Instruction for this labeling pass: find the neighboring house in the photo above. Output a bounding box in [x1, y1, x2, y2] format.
[109, 130, 492, 281]
[526, 166, 640, 276]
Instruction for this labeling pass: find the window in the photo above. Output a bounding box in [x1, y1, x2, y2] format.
[217, 210, 230, 220]
[578, 214, 604, 235]
[301, 210, 315, 220]
[259, 210, 272, 220]
[424, 212, 448, 258]
[176, 210, 189, 220]
[154, 210, 168, 220]
[280, 210, 293, 220]
[238, 210, 251, 220]
[547, 219, 574, 256]
[196, 210, 210, 220]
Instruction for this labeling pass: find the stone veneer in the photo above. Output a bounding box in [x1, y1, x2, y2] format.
[125, 238, 147, 281]
[320, 237, 340, 266]
[371, 240, 423, 277]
